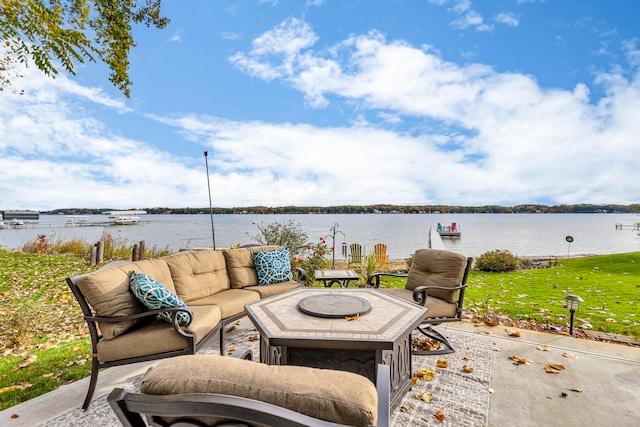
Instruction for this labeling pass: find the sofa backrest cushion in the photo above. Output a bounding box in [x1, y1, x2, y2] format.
[405, 249, 468, 303]
[223, 246, 280, 289]
[141, 354, 377, 427]
[164, 250, 229, 302]
[76, 258, 175, 340]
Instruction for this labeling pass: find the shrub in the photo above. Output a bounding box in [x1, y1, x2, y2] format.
[358, 249, 377, 283]
[475, 250, 521, 272]
[247, 220, 308, 256]
[291, 237, 330, 285]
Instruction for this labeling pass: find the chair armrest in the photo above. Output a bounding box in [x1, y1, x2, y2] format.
[87, 307, 195, 338]
[367, 272, 407, 288]
[375, 364, 390, 427]
[86, 306, 191, 323]
[412, 284, 468, 305]
[292, 267, 307, 286]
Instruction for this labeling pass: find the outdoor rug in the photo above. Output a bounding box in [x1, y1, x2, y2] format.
[37, 325, 493, 427]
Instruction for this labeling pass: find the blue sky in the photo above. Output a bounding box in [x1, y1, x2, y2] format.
[2, 0, 639, 211]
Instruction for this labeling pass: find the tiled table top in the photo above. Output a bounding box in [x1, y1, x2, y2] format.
[314, 269, 359, 280]
[245, 288, 428, 346]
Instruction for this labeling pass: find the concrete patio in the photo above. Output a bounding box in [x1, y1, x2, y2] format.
[1, 321, 638, 426]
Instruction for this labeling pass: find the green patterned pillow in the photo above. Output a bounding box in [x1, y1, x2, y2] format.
[253, 247, 293, 286]
[129, 272, 192, 326]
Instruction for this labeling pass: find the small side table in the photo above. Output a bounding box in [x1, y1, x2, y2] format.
[314, 269, 360, 288]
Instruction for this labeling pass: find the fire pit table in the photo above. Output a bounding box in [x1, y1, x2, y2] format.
[244, 288, 428, 408]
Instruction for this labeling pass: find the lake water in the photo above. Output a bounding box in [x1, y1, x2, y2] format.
[1, 213, 639, 260]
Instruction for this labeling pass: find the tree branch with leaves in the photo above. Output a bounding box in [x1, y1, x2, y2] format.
[0, 0, 168, 97]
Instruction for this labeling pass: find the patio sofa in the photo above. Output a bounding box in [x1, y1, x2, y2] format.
[66, 245, 306, 409]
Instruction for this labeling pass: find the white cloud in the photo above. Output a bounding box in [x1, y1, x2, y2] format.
[495, 12, 519, 27]
[221, 32, 241, 40]
[451, 11, 494, 32]
[226, 21, 640, 205]
[168, 31, 183, 42]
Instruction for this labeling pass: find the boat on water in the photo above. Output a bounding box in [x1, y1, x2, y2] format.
[9, 219, 26, 229]
[437, 222, 461, 238]
[104, 210, 146, 225]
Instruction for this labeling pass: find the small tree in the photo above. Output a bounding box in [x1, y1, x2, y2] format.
[247, 220, 308, 256]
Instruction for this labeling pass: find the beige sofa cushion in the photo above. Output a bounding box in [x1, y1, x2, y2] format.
[164, 250, 230, 302]
[96, 305, 221, 363]
[76, 259, 176, 340]
[222, 246, 280, 289]
[187, 289, 260, 319]
[405, 249, 468, 303]
[141, 354, 377, 427]
[243, 280, 301, 298]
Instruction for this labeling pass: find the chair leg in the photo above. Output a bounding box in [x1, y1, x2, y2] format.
[413, 325, 455, 355]
[219, 326, 225, 355]
[82, 359, 100, 410]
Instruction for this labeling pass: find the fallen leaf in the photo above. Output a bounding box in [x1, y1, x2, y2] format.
[491, 345, 501, 352]
[436, 359, 448, 368]
[345, 314, 359, 321]
[411, 374, 419, 386]
[484, 318, 499, 326]
[506, 329, 521, 337]
[401, 404, 412, 412]
[509, 355, 529, 364]
[16, 355, 37, 369]
[416, 391, 433, 403]
[11, 414, 19, 419]
[226, 325, 237, 333]
[486, 387, 495, 393]
[462, 365, 474, 373]
[0, 383, 32, 394]
[435, 407, 445, 422]
[537, 345, 549, 351]
[562, 352, 577, 359]
[227, 346, 236, 355]
[565, 387, 583, 392]
[414, 367, 436, 381]
[545, 363, 565, 373]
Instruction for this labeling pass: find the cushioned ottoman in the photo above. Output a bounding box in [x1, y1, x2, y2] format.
[141, 354, 379, 427]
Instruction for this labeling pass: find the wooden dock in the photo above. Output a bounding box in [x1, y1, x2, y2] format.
[615, 223, 640, 230]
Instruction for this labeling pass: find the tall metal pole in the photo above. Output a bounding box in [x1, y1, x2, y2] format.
[204, 151, 216, 250]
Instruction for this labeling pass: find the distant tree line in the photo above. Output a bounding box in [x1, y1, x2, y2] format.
[44, 203, 640, 215]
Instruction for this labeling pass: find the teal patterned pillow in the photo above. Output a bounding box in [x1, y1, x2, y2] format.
[253, 247, 293, 286]
[129, 272, 192, 326]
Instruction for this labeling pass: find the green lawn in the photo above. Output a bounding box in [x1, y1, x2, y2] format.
[380, 252, 640, 338]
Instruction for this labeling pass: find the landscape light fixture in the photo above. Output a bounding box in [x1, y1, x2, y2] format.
[563, 294, 583, 336]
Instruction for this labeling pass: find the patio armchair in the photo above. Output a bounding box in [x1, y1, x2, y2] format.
[368, 248, 473, 354]
[108, 350, 390, 427]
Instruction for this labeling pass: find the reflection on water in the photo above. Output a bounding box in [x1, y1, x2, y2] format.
[0, 213, 638, 259]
